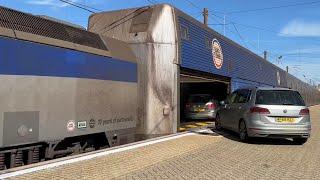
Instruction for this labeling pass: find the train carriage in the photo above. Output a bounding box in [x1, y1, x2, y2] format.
[88, 4, 320, 137]
[0, 6, 138, 169]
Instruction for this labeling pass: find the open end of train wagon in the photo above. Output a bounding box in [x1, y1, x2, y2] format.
[179, 69, 230, 131]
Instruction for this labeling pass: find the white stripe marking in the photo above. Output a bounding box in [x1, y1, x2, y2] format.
[0, 133, 193, 179]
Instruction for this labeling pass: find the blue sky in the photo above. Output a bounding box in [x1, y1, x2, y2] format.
[1, 0, 320, 86]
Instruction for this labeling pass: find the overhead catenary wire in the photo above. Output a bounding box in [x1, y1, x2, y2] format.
[61, 0, 102, 12]
[208, 11, 320, 47]
[182, 0, 261, 51]
[226, 0, 320, 14]
[58, 0, 97, 13]
[231, 23, 249, 48]
[184, 0, 201, 9]
[146, 0, 158, 5]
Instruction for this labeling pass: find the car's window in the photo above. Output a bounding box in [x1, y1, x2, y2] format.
[227, 91, 238, 104]
[235, 89, 251, 103]
[255, 90, 305, 106]
[188, 95, 213, 103]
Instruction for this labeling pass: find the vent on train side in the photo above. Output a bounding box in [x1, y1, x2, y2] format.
[0, 6, 108, 51]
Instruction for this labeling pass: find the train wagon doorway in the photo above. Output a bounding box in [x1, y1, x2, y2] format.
[179, 69, 230, 131]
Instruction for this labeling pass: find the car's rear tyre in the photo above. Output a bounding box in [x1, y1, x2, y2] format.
[215, 114, 222, 130]
[293, 138, 308, 145]
[239, 120, 249, 142]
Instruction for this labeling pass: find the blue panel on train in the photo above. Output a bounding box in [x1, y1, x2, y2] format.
[0, 37, 137, 83]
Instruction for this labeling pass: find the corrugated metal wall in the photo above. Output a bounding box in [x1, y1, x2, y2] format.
[179, 17, 278, 86]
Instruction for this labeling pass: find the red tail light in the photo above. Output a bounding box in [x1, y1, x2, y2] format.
[299, 108, 309, 115]
[206, 102, 216, 110]
[250, 107, 270, 114]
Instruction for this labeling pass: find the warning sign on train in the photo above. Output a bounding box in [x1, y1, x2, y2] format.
[212, 39, 223, 69]
[67, 120, 75, 132]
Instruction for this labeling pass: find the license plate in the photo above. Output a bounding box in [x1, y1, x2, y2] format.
[276, 117, 295, 123]
[195, 108, 205, 112]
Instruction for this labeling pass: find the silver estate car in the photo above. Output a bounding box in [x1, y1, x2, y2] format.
[185, 94, 219, 120]
[215, 87, 311, 144]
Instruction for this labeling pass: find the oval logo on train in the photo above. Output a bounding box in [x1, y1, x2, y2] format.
[212, 39, 223, 69]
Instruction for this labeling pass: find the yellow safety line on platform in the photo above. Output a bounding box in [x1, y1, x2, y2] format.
[179, 121, 215, 132]
[195, 122, 209, 126]
[185, 125, 198, 128]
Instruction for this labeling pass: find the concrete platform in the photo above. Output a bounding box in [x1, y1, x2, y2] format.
[0, 132, 222, 179]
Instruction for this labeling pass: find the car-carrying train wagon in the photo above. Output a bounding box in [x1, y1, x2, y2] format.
[88, 4, 320, 137]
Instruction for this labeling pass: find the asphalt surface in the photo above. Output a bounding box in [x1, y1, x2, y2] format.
[10, 105, 320, 180]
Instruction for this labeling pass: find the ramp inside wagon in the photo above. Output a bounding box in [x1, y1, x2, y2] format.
[179, 69, 230, 131]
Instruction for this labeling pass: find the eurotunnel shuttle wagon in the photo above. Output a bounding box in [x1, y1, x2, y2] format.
[88, 3, 320, 136]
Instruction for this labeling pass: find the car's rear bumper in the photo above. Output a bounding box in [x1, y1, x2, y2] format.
[185, 111, 216, 119]
[247, 126, 311, 138]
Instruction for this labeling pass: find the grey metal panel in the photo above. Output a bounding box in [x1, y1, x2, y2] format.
[100, 36, 136, 63]
[3, 111, 39, 146]
[0, 75, 137, 144]
[129, 8, 153, 33]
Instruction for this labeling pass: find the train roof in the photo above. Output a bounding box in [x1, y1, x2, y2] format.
[0, 6, 136, 63]
[0, 6, 106, 50]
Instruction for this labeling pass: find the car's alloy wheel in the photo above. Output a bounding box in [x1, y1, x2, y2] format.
[215, 114, 222, 130]
[239, 120, 248, 142]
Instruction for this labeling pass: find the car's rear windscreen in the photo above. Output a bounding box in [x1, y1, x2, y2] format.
[188, 95, 212, 103]
[255, 90, 305, 106]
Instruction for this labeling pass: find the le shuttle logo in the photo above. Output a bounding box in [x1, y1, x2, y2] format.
[212, 39, 223, 69]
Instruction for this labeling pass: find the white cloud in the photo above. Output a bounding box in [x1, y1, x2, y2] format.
[27, 0, 79, 8]
[279, 19, 320, 37]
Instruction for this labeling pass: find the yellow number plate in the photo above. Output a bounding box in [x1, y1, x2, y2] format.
[276, 117, 295, 123]
[195, 108, 205, 112]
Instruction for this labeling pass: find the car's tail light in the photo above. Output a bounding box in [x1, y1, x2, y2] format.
[299, 108, 309, 115]
[206, 102, 216, 110]
[250, 107, 270, 114]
